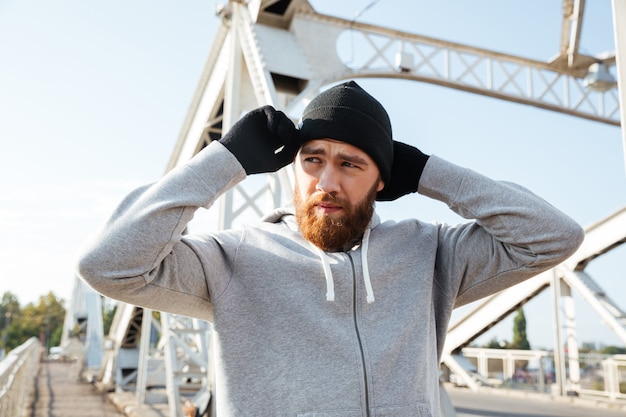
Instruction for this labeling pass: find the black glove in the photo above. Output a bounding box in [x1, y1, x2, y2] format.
[376, 141, 430, 201]
[219, 106, 300, 174]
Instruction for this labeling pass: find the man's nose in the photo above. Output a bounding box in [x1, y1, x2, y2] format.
[316, 166, 340, 193]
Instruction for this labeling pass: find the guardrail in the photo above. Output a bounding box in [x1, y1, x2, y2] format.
[580, 354, 626, 401]
[0, 337, 40, 417]
[452, 347, 626, 402]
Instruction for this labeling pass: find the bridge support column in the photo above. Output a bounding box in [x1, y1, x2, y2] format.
[611, 0, 626, 175]
[552, 274, 582, 395]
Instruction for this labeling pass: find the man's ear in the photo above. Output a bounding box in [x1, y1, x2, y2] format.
[377, 179, 385, 192]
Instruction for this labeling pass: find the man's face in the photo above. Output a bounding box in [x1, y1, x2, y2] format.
[293, 139, 384, 251]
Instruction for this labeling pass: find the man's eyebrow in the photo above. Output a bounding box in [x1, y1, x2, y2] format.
[338, 152, 369, 166]
[300, 144, 326, 155]
[299, 144, 370, 166]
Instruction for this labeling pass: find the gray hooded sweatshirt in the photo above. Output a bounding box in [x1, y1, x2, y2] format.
[77, 141, 584, 417]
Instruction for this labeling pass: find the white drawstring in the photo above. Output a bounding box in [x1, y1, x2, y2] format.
[312, 243, 335, 302]
[361, 228, 375, 303]
[311, 229, 375, 303]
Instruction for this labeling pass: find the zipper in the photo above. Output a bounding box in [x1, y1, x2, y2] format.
[347, 253, 371, 417]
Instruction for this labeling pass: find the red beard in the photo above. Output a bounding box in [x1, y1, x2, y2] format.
[294, 183, 378, 252]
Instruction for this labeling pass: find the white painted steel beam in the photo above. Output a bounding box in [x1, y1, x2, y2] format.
[444, 272, 552, 355]
[168, 0, 621, 173]
[611, 0, 626, 174]
[61, 278, 104, 374]
[558, 0, 586, 68]
[287, 9, 620, 125]
[99, 302, 146, 389]
[562, 270, 626, 344]
[563, 205, 626, 270]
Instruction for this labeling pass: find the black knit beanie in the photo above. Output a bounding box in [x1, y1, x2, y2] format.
[298, 81, 394, 185]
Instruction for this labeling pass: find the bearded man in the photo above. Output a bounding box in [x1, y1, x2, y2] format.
[77, 81, 584, 417]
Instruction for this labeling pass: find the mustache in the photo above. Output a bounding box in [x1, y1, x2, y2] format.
[310, 192, 347, 206]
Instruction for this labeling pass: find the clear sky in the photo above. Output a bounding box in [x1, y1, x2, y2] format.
[1, 0, 624, 349]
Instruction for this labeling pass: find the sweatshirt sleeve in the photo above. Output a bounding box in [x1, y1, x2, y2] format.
[75, 141, 247, 321]
[417, 155, 585, 308]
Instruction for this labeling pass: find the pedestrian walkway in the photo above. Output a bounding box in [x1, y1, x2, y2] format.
[29, 358, 175, 417]
[31, 359, 123, 417]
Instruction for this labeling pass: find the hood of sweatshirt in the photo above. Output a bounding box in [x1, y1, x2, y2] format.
[261, 205, 382, 304]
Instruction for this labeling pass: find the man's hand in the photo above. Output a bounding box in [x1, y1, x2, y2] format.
[219, 106, 300, 174]
[376, 141, 430, 201]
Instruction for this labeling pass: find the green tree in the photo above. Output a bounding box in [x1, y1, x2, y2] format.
[510, 308, 531, 350]
[599, 345, 626, 355]
[1, 292, 21, 353]
[484, 337, 501, 349]
[7, 292, 66, 352]
[102, 300, 117, 336]
[1, 292, 20, 326]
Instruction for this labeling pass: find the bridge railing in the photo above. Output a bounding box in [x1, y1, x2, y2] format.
[452, 347, 626, 402]
[580, 354, 626, 401]
[0, 337, 41, 417]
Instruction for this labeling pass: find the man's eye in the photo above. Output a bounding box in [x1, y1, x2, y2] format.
[342, 161, 358, 168]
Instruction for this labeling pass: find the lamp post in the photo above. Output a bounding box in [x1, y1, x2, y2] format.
[43, 317, 50, 354]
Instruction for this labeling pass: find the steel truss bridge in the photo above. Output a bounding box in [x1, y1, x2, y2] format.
[56, 1, 626, 416]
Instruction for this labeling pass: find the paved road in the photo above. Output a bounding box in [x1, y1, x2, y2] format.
[448, 387, 626, 417]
